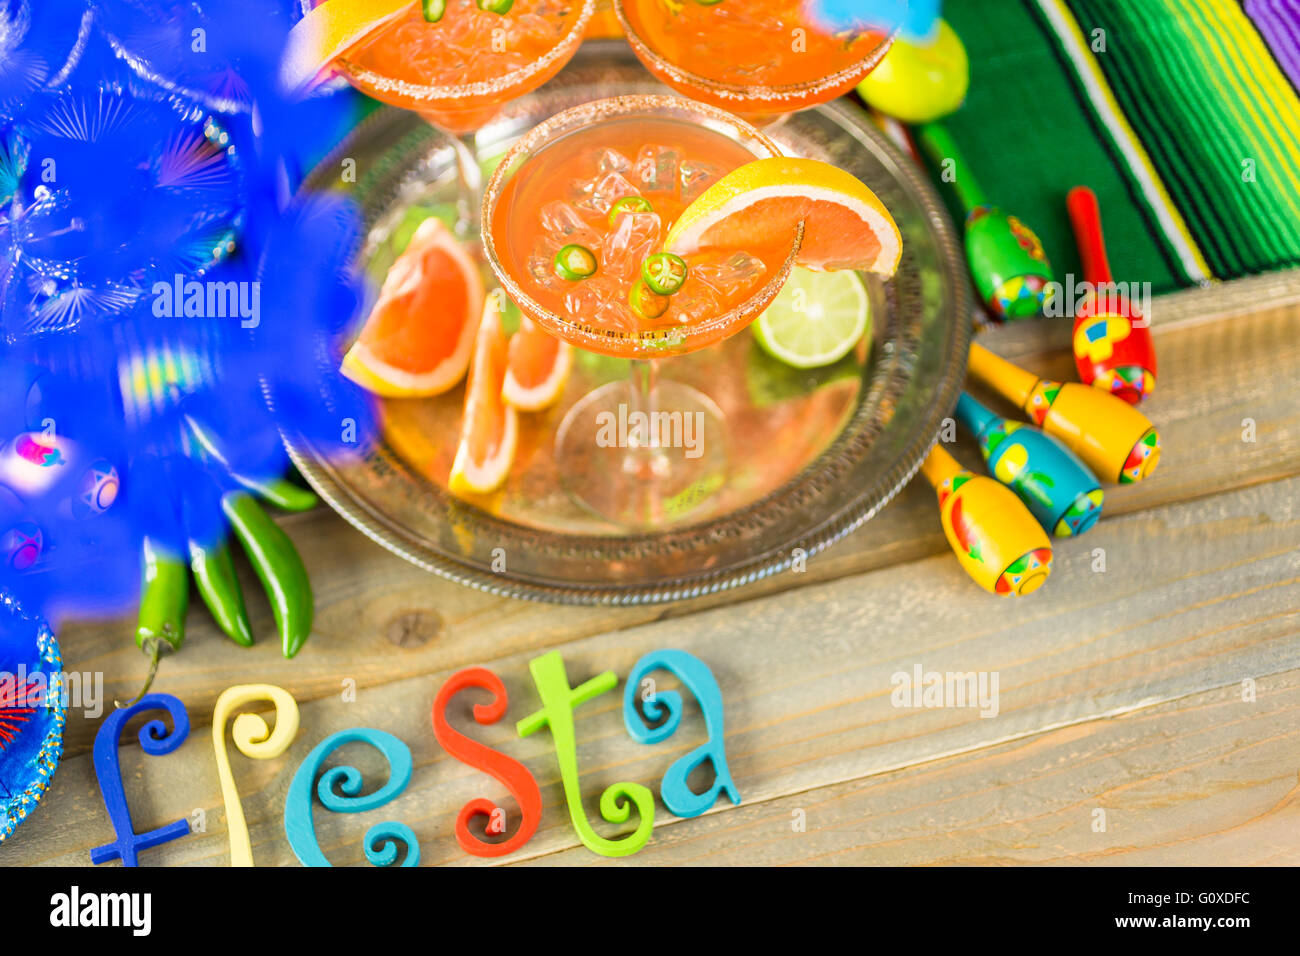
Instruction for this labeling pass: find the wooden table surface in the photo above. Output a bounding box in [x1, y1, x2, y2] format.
[5, 276, 1299, 867]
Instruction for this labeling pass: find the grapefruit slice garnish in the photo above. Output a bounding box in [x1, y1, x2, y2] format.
[502, 313, 573, 412]
[449, 295, 518, 496]
[281, 0, 411, 93]
[342, 217, 485, 398]
[665, 157, 902, 276]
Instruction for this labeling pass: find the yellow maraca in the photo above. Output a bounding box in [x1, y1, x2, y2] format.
[920, 444, 1053, 596]
[968, 343, 1161, 484]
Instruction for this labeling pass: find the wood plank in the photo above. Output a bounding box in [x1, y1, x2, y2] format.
[5, 473, 1296, 865]
[531, 669, 1300, 865]
[45, 303, 1300, 762]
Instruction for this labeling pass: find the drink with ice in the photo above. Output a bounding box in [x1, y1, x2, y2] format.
[490, 115, 793, 357]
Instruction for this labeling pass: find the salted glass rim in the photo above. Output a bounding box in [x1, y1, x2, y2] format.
[299, 0, 596, 103]
[612, 0, 897, 110]
[480, 93, 804, 356]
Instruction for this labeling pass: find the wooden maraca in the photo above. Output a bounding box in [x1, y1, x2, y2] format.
[1066, 186, 1157, 404]
[920, 444, 1053, 596]
[955, 392, 1103, 537]
[968, 343, 1160, 484]
[916, 123, 1055, 321]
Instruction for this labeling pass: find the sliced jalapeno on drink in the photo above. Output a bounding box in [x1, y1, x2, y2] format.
[629, 280, 670, 320]
[554, 244, 598, 281]
[477, 0, 515, 13]
[641, 253, 689, 295]
[423, 0, 447, 21]
[607, 196, 654, 228]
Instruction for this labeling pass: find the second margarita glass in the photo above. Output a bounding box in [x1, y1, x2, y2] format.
[482, 95, 802, 528]
[614, 0, 894, 123]
[308, 0, 595, 236]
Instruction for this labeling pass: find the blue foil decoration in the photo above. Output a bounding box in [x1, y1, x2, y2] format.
[0, 589, 65, 844]
[0, 1, 377, 623]
[89, 692, 190, 865]
[622, 649, 740, 819]
[804, 0, 941, 39]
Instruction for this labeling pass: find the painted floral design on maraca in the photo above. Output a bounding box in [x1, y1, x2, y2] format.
[1024, 380, 1062, 427]
[995, 547, 1052, 596]
[947, 494, 985, 564]
[1008, 215, 1047, 262]
[935, 472, 973, 509]
[1096, 366, 1154, 400]
[1056, 489, 1105, 537]
[937, 474, 987, 563]
[1120, 429, 1161, 484]
[1074, 314, 1130, 364]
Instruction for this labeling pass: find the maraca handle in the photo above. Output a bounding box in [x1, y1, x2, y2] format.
[968, 342, 1041, 412]
[921, 443, 962, 488]
[1066, 186, 1113, 286]
[916, 122, 990, 214]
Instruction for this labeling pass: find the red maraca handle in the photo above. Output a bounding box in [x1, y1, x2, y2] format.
[1067, 186, 1113, 286]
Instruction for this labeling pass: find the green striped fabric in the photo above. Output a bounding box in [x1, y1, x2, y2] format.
[925, 0, 1300, 291]
[1065, 0, 1300, 277]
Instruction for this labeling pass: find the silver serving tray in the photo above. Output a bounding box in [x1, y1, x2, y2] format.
[286, 43, 971, 604]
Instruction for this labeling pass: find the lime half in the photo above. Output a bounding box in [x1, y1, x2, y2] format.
[752, 268, 870, 368]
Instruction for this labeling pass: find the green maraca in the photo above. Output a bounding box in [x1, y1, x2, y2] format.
[917, 123, 1055, 321]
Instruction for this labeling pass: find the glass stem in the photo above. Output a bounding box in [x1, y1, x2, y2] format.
[631, 358, 657, 421]
[625, 358, 667, 484]
[450, 130, 482, 241]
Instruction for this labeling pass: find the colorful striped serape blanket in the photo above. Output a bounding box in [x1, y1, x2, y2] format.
[922, 0, 1300, 295]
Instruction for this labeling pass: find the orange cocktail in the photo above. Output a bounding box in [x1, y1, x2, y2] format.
[484, 96, 799, 359]
[482, 96, 801, 526]
[488, 114, 795, 357]
[337, 0, 593, 134]
[615, 0, 893, 119]
[310, 0, 594, 234]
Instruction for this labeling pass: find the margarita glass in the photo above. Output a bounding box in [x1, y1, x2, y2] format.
[482, 95, 802, 527]
[614, 0, 893, 122]
[309, 0, 595, 235]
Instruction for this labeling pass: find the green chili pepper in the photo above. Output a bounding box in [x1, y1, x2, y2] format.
[222, 491, 313, 659]
[477, 0, 515, 12]
[641, 252, 689, 295]
[121, 537, 188, 707]
[189, 538, 254, 648]
[607, 196, 654, 228]
[235, 475, 319, 513]
[554, 244, 598, 281]
[423, 0, 447, 21]
[136, 538, 188, 654]
[695, 0, 725, 5]
[629, 280, 670, 320]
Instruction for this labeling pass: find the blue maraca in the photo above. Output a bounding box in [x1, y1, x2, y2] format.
[955, 392, 1104, 538]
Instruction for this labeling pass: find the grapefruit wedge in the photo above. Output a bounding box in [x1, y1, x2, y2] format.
[503, 313, 573, 412]
[282, 0, 410, 93]
[342, 218, 485, 398]
[449, 296, 518, 496]
[665, 157, 902, 276]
